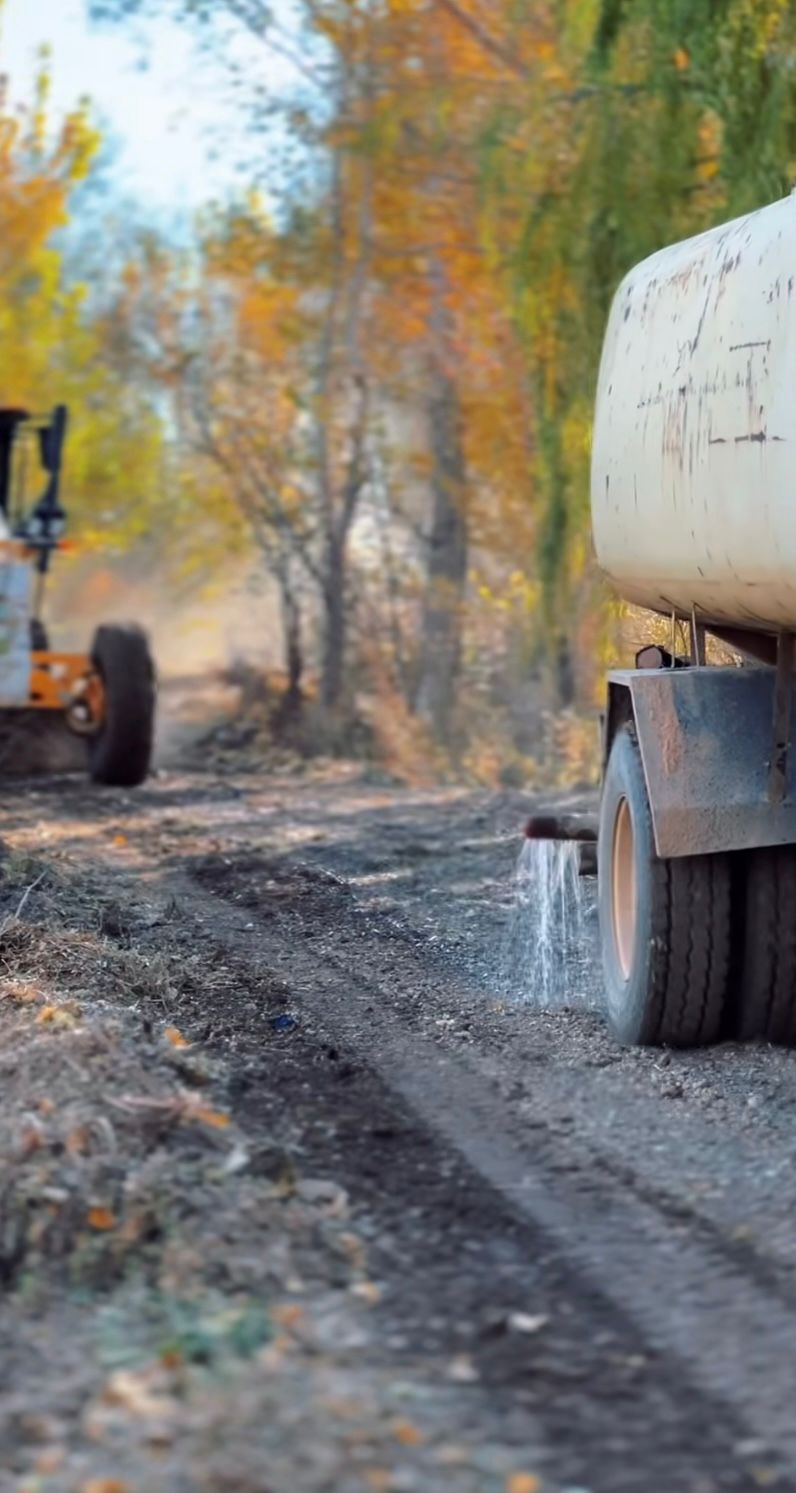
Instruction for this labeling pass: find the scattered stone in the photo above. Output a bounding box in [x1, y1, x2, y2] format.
[507, 1312, 548, 1335]
[295, 1178, 349, 1214]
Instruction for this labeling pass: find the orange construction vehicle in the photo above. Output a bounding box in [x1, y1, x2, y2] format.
[0, 404, 155, 786]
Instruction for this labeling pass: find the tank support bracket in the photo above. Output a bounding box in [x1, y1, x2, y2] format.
[690, 606, 707, 668]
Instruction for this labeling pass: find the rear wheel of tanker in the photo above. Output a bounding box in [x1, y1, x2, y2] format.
[87, 624, 155, 788]
[598, 724, 731, 1046]
[734, 845, 796, 1044]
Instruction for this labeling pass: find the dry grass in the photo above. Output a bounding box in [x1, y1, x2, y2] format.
[0, 839, 513, 1493]
[0, 848, 321, 1310]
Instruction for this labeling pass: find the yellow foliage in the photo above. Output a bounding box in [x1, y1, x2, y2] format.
[545, 710, 601, 789]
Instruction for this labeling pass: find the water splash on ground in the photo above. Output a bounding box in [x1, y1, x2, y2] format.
[501, 838, 597, 1008]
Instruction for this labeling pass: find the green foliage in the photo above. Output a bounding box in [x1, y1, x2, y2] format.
[478, 0, 796, 646]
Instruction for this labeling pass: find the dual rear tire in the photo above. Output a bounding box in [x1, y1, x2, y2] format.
[735, 846, 796, 1044]
[599, 724, 796, 1046]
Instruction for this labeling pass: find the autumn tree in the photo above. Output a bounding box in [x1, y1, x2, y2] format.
[0, 58, 167, 592]
[180, 205, 312, 711]
[88, 0, 796, 769]
[90, 0, 381, 726]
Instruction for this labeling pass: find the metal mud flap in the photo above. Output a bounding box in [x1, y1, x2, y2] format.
[608, 666, 796, 858]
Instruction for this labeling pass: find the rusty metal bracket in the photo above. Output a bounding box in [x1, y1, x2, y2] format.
[690, 605, 707, 668]
[769, 631, 794, 805]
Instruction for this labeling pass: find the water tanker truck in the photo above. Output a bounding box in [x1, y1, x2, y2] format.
[534, 190, 796, 1049]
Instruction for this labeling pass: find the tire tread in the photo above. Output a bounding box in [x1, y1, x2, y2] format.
[600, 724, 730, 1047]
[739, 846, 796, 1044]
[88, 624, 155, 788]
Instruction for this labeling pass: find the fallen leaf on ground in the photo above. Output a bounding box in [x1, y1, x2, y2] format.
[100, 1367, 175, 1421]
[66, 1125, 90, 1156]
[81, 1482, 130, 1493]
[3, 981, 43, 1003]
[193, 1104, 231, 1129]
[506, 1476, 541, 1493]
[392, 1419, 425, 1446]
[108, 1091, 231, 1131]
[87, 1207, 116, 1231]
[36, 1004, 80, 1028]
[271, 1303, 305, 1331]
[164, 1025, 190, 1048]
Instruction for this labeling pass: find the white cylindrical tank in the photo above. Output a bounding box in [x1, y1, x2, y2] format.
[591, 191, 796, 632]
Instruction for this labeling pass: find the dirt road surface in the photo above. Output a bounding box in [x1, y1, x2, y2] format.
[2, 765, 796, 1492]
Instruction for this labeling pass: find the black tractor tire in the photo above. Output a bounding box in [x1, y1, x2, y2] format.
[735, 845, 796, 1044]
[87, 624, 155, 788]
[598, 724, 731, 1046]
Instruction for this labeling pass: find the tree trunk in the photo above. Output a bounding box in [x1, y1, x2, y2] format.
[271, 565, 305, 733]
[313, 124, 372, 723]
[281, 579, 304, 704]
[320, 533, 347, 712]
[414, 365, 468, 743]
[554, 633, 575, 710]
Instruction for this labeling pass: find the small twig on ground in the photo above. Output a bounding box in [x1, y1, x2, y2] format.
[0, 871, 46, 937]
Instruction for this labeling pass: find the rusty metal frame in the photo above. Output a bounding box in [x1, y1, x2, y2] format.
[606, 666, 796, 858]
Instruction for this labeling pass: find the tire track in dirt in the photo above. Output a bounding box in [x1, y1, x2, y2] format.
[161, 849, 796, 1488]
[8, 774, 796, 1489]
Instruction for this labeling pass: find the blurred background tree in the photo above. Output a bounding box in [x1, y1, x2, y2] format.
[4, 0, 796, 778]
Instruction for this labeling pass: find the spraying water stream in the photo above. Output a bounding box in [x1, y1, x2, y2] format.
[501, 838, 598, 1008]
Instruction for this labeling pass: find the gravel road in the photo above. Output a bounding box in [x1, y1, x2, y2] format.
[2, 765, 796, 1493]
